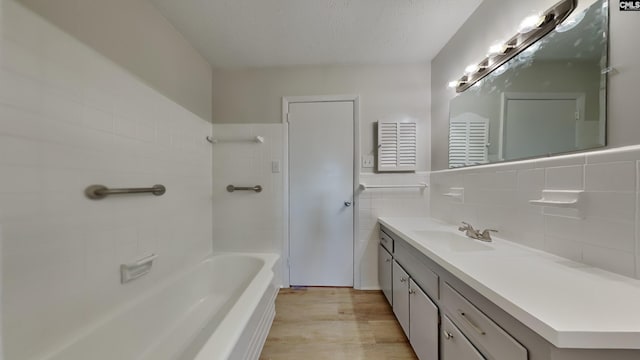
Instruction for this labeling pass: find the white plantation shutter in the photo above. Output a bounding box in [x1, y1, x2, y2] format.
[377, 121, 417, 172]
[449, 113, 489, 168]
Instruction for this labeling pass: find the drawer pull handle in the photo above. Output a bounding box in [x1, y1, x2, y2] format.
[400, 277, 407, 283]
[443, 330, 454, 340]
[457, 310, 486, 335]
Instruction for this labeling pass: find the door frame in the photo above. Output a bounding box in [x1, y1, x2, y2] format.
[281, 95, 360, 288]
[499, 92, 586, 161]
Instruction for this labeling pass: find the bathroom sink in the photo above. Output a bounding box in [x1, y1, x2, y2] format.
[413, 230, 493, 252]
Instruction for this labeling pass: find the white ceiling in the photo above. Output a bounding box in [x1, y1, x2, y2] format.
[150, 0, 484, 68]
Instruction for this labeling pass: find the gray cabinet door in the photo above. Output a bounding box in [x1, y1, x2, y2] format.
[409, 279, 438, 360]
[441, 315, 485, 360]
[393, 260, 410, 337]
[378, 243, 393, 306]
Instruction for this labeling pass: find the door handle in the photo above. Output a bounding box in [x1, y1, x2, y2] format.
[344, 201, 352, 207]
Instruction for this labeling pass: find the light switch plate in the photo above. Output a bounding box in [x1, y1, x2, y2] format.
[362, 155, 374, 168]
[271, 160, 281, 173]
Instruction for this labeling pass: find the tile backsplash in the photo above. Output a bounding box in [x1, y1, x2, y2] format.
[0, 1, 213, 359]
[359, 172, 430, 288]
[431, 146, 640, 279]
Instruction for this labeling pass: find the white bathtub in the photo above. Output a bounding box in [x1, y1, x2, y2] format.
[40, 253, 280, 360]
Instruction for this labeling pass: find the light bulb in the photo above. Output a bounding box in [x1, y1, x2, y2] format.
[448, 81, 459, 88]
[518, 14, 544, 33]
[487, 43, 507, 56]
[465, 64, 479, 74]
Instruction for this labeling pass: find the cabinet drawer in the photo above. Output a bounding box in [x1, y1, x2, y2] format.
[380, 230, 394, 253]
[441, 315, 486, 360]
[394, 241, 439, 300]
[442, 282, 527, 360]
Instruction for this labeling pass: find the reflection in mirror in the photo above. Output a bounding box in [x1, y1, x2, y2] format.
[448, 0, 608, 168]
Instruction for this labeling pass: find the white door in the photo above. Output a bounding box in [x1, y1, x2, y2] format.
[288, 100, 354, 287]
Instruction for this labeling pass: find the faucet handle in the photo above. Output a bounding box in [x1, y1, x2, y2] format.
[478, 229, 498, 242]
[458, 221, 473, 231]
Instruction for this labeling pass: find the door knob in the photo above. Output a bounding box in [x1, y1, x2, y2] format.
[344, 201, 352, 207]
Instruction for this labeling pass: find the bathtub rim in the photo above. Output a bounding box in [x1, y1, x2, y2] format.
[192, 252, 279, 360]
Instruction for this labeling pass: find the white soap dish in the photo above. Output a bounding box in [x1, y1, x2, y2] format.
[529, 190, 583, 218]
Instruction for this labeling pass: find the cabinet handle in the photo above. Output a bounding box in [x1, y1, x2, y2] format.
[400, 277, 407, 283]
[443, 330, 454, 340]
[385, 258, 391, 263]
[409, 288, 416, 295]
[457, 310, 486, 335]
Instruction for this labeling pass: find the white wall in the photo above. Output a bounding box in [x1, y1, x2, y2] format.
[431, 145, 640, 279]
[0, 1, 213, 358]
[431, 0, 640, 170]
[17, 0, 213, 121]
[213, 64, 431, 172]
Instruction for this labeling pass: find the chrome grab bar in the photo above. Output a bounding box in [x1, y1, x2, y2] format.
[85, 184, 166, 200]
[226, 184, 262, 193]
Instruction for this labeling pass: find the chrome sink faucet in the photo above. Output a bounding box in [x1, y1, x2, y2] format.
[458, 221, 479, 238]
[458, 222, 498, 242]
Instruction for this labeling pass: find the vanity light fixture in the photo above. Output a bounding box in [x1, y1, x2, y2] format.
[451, 0, 576, 93]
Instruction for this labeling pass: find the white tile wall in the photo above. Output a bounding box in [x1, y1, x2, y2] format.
[211, 124, 284, 287]
[431, 145, 640, 279]
[358, 172, 430, 289]
[211, 124, 284, 256]
[0, 2, 213, 359]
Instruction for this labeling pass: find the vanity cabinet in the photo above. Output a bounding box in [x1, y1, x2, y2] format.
[441, 282, 527, 360]
[441, 315, 486, 360]
[391, 260, 439, 360]
[378, 243, 393, 306]
[392, 260, 411, 336]
[380, 220, 640, 360]
[381, 225, 526, 360]
[409, 278, 439, 360]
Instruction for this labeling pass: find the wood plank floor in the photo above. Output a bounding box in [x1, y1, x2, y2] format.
[260, 287, 418, 360]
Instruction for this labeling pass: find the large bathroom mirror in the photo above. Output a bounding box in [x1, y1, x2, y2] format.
[448, 0, 608, 168]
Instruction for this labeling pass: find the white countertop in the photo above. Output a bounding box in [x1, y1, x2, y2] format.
[378, 217, 640, 350]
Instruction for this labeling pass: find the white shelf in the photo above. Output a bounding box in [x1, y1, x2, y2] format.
[359, 182, 428, 190]
[206, 135, 264, 144]
[529, 190, 583, 218]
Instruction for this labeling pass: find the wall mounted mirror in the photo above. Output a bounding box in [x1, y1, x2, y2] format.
[448, 0, 608, 168]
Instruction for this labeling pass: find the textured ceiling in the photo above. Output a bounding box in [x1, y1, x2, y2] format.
[150, 0, 484, 68]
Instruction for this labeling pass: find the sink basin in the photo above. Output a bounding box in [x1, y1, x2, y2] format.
[413, 230, 493, 252]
